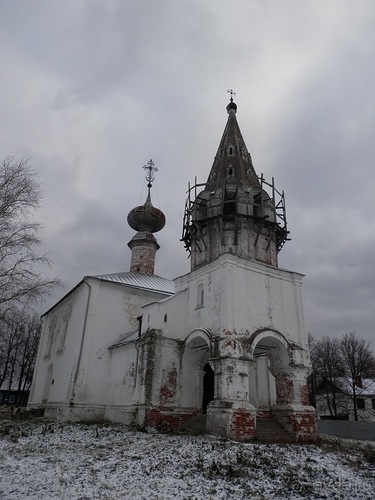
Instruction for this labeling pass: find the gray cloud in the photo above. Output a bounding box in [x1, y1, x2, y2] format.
[1, 0, 374, 345]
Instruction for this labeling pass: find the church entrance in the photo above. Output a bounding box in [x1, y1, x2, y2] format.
[202, 363, 214, 413]
[181, 330, 212, 412]
[252, 332, 290, 412]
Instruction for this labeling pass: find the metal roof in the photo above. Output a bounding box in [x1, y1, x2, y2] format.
[108, 330, 139, 350]
[91, 271, 175, 295]
[42, 272, 174, 318]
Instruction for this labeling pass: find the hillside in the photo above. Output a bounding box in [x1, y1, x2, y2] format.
[0, 417, 374, 499]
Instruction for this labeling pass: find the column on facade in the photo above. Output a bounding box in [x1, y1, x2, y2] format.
[270, 365, 318, 440]
[207, 342, 257, 441]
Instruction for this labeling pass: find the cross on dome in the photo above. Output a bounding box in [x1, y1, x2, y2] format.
[227, 88, 236, 102]
[143, 159, 158, 189]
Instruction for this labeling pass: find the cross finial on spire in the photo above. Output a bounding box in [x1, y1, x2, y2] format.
[227, 89, 236, 102]
[143, 159, 158, 189]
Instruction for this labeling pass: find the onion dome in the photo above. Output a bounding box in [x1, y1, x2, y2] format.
[127, 160, 165, 274]
[226, 99, 237, 115]
[127, 159, 165, 233]
[127, 193, 165, 233]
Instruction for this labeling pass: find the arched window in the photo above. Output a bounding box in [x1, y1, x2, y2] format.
[57, 304, 72, 353]
[196, 282, 205, 308]
[45, 315, 57, 356]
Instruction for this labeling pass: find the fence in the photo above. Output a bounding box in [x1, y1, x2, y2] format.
[318, 420, 375, 441]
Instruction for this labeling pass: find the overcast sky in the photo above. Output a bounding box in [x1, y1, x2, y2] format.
[1, 0, 374, 344]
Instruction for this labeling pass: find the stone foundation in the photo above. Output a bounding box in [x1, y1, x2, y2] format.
[40, 403, 106, 422]
[273, 405, 318, 441]
[104, 405, 140, 426]
[207, 401, 257, 441]
[145, 407, 200, 432]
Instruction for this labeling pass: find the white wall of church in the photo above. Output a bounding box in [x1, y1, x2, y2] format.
[28, 281, 90, 409]
[28, 277, 171, 420]
[76, 282, 170, 414]
[135, 253, 308, 418]
[142, 253, 306, 350]
[227, 257, 307, 347]
[107, 343, 139, 404]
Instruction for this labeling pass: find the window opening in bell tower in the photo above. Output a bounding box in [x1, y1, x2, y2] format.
[223, 188, 237, 219]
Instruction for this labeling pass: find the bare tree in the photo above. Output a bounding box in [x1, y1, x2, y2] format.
[311, 335, 345, 418]
[340, 331, 375, 421]
[0, 157, 60, 309]
[0, 307, 21, 389]
[307, 333, 317, 407]
[0, 308, 41, 403]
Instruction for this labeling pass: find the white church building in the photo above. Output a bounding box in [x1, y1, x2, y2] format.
[28, 98, 317, 441]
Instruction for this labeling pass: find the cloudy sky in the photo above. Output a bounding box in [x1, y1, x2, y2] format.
[1, 0, 374, 344]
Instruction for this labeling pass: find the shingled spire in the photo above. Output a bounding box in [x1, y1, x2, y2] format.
[181, 97, 289, 271]
[127, 160, 165, 274]
[206, 95, 259, 191]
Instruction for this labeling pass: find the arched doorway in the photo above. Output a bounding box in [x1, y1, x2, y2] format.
[181, 330, 212, 412]
[202, 363, 214, 413]
[251, 330, 318, 441]
[252, 332, 291, 411]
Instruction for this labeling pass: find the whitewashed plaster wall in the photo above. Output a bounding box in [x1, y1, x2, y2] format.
[142, 253, 307, 349]
[225, 256, 307, 347]
[65, 280, 171, 408]
[29, 277, 171, 419]
[28, 282, 89, 409]
[105, 342, 139, 409]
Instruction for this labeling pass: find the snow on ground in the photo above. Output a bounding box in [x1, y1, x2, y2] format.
[1, 417, 375, 499]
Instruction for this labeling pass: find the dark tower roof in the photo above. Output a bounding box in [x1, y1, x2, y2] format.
[127, 161, 166, 234]
[127, 194, 166, 233]
[181, 98, 289, 268]
[206, 99, 260, 191]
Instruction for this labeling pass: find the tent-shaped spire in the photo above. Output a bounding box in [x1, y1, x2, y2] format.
[206, 99, 260, 191]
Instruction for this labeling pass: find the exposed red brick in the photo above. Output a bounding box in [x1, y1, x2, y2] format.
[300, 383, 310, 406]
[146, 408, 199, 432]
[230, 409, 256, 441]
[275, 410, 318, 441]
[160, 368, 178, 404]
[275, 373, 293, 405]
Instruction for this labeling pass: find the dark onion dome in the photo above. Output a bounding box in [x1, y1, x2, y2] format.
[127, 195, 166, 233]
[226, 99, 237, 114]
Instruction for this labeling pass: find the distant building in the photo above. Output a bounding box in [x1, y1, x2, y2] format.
[316, 376, 375, 422]
[28, 99, 317, 441]
[0, 388, 29, 407]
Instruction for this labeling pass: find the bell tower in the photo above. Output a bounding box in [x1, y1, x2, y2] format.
[127, 160, 165, 274]
[182, 94, 289, 270]
[178, 95, 317, 442]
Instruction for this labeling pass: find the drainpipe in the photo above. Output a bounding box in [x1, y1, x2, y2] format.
[70, 279, 92, 404]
